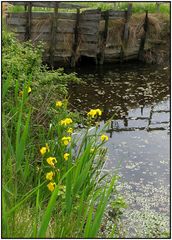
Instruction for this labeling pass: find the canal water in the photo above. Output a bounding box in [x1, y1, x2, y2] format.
[68, 62, 170, 238]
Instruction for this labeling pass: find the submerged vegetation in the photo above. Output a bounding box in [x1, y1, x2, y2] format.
[2, 28, 126, 238]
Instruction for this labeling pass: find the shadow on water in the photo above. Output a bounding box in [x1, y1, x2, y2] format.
[67, 62, 170, 238]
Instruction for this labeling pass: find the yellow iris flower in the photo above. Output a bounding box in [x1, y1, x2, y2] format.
[56, 101, 62, 107]
[87, 109, 102, 118]
[64, 153, 70, 161]
[40, 147, 47, 155]
[62, 136, 71, 146]
[46, 171, 54, 181]
[47, 182, 56, 192]
[40, 143, 50, 155]
[100, 134, 108, 142]
[67, 128, 73, 134]
[60, 118, 73, 126]
[46, 157, 57, 167]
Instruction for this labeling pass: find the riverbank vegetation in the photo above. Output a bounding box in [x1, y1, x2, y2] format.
[2, 28, 126, 238]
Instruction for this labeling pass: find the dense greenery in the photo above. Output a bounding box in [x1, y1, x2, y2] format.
[2, 29, 125, 238]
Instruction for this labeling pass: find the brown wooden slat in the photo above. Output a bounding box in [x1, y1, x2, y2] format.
[79, 20, 99, 28]
[102, 10, 126, 18]
[6, 16, 26, 25]
[80, 14, 101, 21]
[57, 22, 75, 33]
[79, 42, 97, 49]
[56, 33, 74, 42]
[31, 32, 50, 41]
[55, 42, 73, 50]
[31, 23, 51, 33]
[82, 9, 101, 14]
[79, 34, 98, 42]
[9, 25, 26, 33]
[80, 26, 99, 35]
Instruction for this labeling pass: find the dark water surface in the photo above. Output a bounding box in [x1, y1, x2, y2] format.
[68, 63, 170, 238]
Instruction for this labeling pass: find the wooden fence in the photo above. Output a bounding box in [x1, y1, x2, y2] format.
[5, 1, 150, 66]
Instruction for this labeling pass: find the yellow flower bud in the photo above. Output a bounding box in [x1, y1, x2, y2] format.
[100, 134, 108, 142]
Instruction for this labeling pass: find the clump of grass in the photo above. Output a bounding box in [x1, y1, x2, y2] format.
[2, 27, 124, 238]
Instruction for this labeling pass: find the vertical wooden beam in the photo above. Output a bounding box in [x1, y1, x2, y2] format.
[99, 10, 109, 65]
[138, 10, 149, 61]
[24, 3, 27, 12]
[156, 2, 161, 12]
[120, 4, 132, 62]
[25, 2, 32, 41]
[49, 2, 59, 68]
[71, 8, 80, 67]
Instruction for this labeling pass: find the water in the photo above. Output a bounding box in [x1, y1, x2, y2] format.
[68, 63, 170, 238]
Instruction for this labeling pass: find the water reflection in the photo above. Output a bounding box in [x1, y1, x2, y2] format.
[69, 63, 170, 121]
[68, 63, 170, 238]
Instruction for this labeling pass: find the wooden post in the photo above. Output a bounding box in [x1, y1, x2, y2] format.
[156, 2, 161, 12]
[138, 10, 148, 61]
[49, 2, 59, 68]
[120, 4, 132, 62]
[71, 8, 80, 67]
[25, 2, 32, 41]
[99, 10, 109, 65]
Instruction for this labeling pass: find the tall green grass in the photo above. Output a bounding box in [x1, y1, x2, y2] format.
[2, 28, 124, 238]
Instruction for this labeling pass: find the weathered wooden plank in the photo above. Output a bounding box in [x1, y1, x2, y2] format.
[120, 4, 132, 62]
[80, 14, 101, 21]
[25, 2, 32, 40]
[44, 52, 72, 58]
[101, 10, 125, 19]
[9, 1, 88, 9]
[99, 10, 109, 64]
[104, 49, 121, 56]
[108, 10, 126, 18]
[6, 16, 26, 25]
[55, 42, 73, 50]
[56, 33, 74, 42]
[7, 12, 51, 19]
[79, 34, 98, 42]
[80, 26, 99, 35]
[8, 25, 26, 33]
[79, 50, 98, 57]
[57, 12, 76, 20]
[82, 9, 101, 14]
[7, 12, 77, 20]
[138, 11, 148, 60]
[70, 8, 80, 67]
[31, 23, 52, 33]
[79, 20, 100, 28]
[9, 23, 75, 34]
[50, 19, 76, 34]
[49, 3, 59, 67]
[31, 33, 50, 41]
[79, 42, 98, 51]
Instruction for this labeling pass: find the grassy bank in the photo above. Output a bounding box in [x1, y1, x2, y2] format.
[2, 28, 125, 238]
[7, 2, 170, 15]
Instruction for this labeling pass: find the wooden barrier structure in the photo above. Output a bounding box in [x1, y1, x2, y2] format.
[5, 1, 164, 66]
